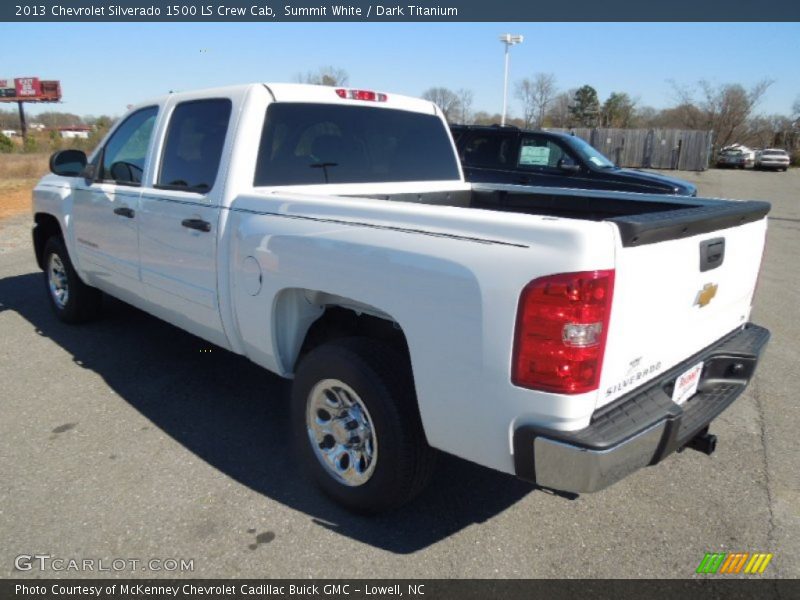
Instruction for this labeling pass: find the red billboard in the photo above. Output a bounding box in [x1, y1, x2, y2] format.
[0, 78, 61, 102]
[15, 77, 41, 97]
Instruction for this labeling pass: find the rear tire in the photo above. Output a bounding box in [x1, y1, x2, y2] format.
[291, 337, 435, 513]
[43, 236, 102, 323]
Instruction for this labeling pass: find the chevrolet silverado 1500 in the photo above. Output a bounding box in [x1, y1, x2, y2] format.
[33, 83, 770, 512]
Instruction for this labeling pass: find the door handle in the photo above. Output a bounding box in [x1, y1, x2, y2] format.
[113, 207, 135, 218]
[517, 176, 530, 184]
[181, 218, 211, 232]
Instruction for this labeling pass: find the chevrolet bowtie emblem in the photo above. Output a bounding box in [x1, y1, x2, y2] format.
[695, 283, 718, 308]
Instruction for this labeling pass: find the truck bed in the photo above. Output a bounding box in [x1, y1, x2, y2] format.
[358, 184, 771, 247]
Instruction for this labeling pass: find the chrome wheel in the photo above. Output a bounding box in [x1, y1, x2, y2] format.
[306, 378, 378, 487]
[48, 253, 69, 309]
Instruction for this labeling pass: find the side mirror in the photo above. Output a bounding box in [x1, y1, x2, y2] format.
[49, 149, 87, 177]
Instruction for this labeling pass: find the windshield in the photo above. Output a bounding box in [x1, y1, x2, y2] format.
[254, 103, 460, 186]
[566, 135, 616, 168]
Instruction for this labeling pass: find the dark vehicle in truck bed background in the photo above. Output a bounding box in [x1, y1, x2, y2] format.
[451, 125, 698, 196]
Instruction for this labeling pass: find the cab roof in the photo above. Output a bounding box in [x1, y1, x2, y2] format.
[133, 83, 439, 116]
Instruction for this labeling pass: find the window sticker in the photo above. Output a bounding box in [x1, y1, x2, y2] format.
[520, 145, 550, 166]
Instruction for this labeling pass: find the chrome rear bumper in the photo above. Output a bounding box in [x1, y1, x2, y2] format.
[512, 324, 770, 494]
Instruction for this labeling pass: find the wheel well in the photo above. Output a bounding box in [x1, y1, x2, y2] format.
[297, 306, 411, 369]
[296, 306, 427, 444]
[33, 213, 63, 270]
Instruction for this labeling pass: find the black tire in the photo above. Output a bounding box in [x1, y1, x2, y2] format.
[291, 337, 435, 513]
[43, 236, 102, 323]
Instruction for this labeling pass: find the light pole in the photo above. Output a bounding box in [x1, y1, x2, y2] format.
[499, 33, 523, 127]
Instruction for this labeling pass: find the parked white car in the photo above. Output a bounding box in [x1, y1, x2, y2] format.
[755, 148, 790, 171]
[33, 83, 771, 512]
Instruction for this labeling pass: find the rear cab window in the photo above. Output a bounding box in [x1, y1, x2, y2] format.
[254, 103, 460, 186]
[157, 98, 232, 193]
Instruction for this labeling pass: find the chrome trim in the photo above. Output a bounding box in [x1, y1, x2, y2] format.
[533, 422, 665, 493]
[306, 378, 378, 487]
[47, 253, 69, 309]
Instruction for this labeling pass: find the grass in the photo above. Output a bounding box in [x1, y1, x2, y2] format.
[0, 153, 50, 179]
[0, 154, 49, 219]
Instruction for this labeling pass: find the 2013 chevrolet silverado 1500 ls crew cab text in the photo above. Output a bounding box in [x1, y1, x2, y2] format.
[33, 83, 770, 512]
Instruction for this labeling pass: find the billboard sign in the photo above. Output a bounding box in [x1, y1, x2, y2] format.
[0, 78, 61, 102]
[15, 77, 41, 97]
[0, 79, 14, 98]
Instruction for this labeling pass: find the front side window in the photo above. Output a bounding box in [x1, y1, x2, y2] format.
[158, 99, 232, 192]
[99, 106, 158, 185]
[518, 137, 570, 169]
[254, 103, 460, 186]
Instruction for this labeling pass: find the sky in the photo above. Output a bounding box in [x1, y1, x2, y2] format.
[2, 22, 799, 119]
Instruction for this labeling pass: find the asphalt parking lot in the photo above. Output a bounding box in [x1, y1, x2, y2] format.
[1, 169, 798, 579]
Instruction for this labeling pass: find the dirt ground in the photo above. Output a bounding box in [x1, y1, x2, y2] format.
[0, 178, 37, 220]
[0, 153, 48, 221]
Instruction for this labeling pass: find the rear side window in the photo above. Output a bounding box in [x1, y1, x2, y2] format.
[158, 99, 232, 192]
[254, 103, 460, 186]
[99, 106, 158, 186]
[461, 133, 515, 169]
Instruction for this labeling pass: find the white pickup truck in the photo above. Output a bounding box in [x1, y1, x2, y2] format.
[33, 83, 770, 512]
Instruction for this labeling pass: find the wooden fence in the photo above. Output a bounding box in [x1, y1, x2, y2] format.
[546, 127, 714, 171]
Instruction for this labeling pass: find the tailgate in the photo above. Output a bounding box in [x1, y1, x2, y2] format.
[598, 209, 768, 408]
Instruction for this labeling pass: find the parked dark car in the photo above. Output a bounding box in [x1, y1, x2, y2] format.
[450, 125, 698, 196]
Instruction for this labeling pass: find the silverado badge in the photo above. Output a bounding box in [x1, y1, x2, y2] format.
[695, 283, 718, 308]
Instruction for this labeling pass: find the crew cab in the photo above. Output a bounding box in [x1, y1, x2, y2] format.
[33, 83, 769, 513]
[451, 124, 698, 196]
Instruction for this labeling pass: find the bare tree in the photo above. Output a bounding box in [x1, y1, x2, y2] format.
[546, 90, 575, 128]
[631, 105, 658, 128]
[422, 87, 462, 122]
[515, 73, 557, 129]
[672, 79, 773, 149]
[515, 79, 536, 128]
[456, 88, 473, 124]
[746, 114, 794, 148]
[297, 66, 349, 87]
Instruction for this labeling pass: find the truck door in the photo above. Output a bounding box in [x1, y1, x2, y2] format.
[71, 106, 158, 302]
[137, 98, 232, 347]
[515, 134, 586, 188]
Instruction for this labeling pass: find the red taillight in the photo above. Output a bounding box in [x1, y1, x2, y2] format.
[335, 88, 388, 102]
[512, 270, 615, 394]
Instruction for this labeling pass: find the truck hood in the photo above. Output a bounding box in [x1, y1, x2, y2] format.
[608, 167, 698, 196]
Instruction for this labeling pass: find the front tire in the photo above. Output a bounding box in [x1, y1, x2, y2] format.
[43, 236, 102, 323]
[291, 338, 435, 513]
